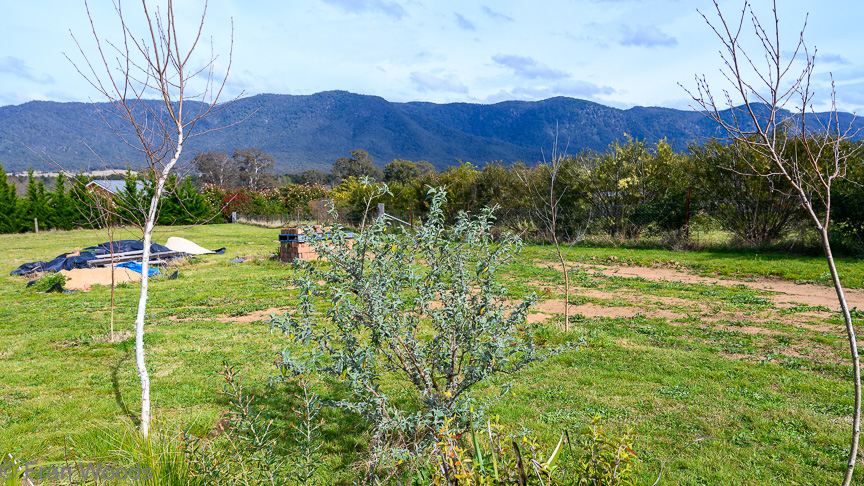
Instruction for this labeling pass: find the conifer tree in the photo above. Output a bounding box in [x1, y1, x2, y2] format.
[0, 165, 17, 233]
[69, 174, 99, 228]
[176, 176, 213, 224]
[156, 174, 183, 225]
[0, 164, 20, 233]
[115, 171, 147, 229]
[23, 169, 53, 231]
[50, 173, 74, 230]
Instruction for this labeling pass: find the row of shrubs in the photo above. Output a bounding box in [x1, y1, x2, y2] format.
[228, 135, 864, 252]
[5, 133, 864, 253]
[0, 168, 213, 233]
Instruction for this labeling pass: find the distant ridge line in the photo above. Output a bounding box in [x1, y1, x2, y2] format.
[0, 91, 859, 173]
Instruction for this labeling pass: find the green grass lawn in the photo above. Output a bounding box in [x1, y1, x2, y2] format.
[0, 224, 862, 484]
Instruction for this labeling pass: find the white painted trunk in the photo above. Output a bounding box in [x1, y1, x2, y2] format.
[134, 129, 183, 438]
[135, 214, 155, 437]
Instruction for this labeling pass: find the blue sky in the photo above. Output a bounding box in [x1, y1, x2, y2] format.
[2, 0, 862, 113]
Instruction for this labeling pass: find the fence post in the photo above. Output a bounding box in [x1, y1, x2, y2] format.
[377, 203, 385, 220]
[685, 186, 691, 239]
[231, 212, 237, 224]
[34, 218, 38, 233]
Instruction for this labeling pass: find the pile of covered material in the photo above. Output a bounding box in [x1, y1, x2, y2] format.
[10, 240, 186, 276]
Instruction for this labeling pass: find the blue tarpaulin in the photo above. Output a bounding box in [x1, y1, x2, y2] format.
[115, 261, 162, 277]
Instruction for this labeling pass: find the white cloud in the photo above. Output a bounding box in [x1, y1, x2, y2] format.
[818, 53, 851, 65]
[0, 57, 54, 84]
[410, 72, 468, 93]
[454, 13, 476, 31]
[481, 6, 513, 22]
[320, 0, 407, 19]
[619, 25, 677, 47]
[514, 80, 615, 98]
[492, 54, 569, 80]
[485, 80, 615, 103]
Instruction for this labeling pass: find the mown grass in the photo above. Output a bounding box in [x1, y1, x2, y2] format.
[0, 224, 861, 484]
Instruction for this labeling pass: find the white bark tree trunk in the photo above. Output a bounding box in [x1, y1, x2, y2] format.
[134, 129, 183, 438]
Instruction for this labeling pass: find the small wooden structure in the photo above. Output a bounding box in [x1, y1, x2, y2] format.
[278, 226, 352, 263]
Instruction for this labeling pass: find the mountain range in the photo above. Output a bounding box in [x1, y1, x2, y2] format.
[0, 90, 859, 174]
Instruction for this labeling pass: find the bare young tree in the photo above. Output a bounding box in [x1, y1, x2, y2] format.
[520, 126, 588, 332]
[685, 2, 861, 483]
[90, 189, 120, 342]
[67, 0, 235, 437]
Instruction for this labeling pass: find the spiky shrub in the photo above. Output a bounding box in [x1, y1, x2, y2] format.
[271, 188, 550, 455]
[181, 363, 291, 486]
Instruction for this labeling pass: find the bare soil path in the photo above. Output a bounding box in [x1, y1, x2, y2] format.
[574, 262, 864, 310]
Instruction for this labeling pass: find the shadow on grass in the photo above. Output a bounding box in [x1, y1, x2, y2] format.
[111, 343, 140, 428]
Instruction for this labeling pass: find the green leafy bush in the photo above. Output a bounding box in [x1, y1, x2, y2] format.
[28, 272, 68, 293]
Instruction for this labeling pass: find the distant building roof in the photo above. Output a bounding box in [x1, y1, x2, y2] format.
[86, 180, 145, 195]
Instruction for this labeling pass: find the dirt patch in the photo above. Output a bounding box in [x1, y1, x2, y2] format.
[535, 299, 643, 320]
[215, 307, 288, 323]
[775, 346, 809, 359]
[94, 330, 134, 343]
[60, 267, 142, 291]
[528, 312, 553, 324]
[797, 321, 837, 333]
[537, 274, 840, 335]
[571, 288, 615, 300]
[573, 262, 863, 310]
[536, 299, 567, 314]
[717, 324, 784, 336]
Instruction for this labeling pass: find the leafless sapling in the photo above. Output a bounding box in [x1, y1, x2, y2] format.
[685, 2, 861, 482]
[67, 0, 237, 437]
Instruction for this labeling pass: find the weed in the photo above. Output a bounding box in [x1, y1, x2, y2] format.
[779, 304, 831, 315]
[725, 294, 771, 307]
[26, 272, 67, 293]
[657, 385, 691, 400]
[413, 415, 637, 485]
